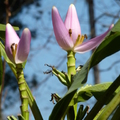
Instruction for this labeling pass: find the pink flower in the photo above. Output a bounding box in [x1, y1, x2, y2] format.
[5, 23, 31, 64]
[52, 4, 113, 53]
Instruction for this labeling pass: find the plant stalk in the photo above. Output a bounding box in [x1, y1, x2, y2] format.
[16, 64, 29, 120]
[67, 51, 77, 120]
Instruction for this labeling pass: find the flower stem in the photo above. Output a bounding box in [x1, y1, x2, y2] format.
[67, 51, 76, 83]
[67, 51, 77, 120]
[16, 64, 29, 120]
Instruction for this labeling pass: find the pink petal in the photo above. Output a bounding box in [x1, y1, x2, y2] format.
[52, 6, 74, 50]
[15, 28, 31, 64]
[74, 24, 114, 53]
[64, 4, 81, 44]
[5, 23, 20, 63]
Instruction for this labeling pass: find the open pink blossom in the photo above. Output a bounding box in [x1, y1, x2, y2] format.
[52, 4, 113, 53]
[5, 23, 31, 64]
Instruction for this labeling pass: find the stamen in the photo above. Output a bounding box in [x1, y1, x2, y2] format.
[74, 34, 80, 47]
[69, 29, 72, 38]
[11, 43, 15, 53]
[15, 44, 18, 56]
[11, 43, 17, 62]
[74, 34, 87, 47]
[80, 35, 84, 43]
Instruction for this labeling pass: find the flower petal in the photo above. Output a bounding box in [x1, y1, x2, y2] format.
[74, 24, 113, 53]
[52, 6, 74, 50]
[15, 28, 31, 64]
[5, 23, 20, 63]
[64, 4, 81, 44]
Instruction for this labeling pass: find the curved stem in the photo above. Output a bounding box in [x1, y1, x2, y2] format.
[16, 64, 29, 120]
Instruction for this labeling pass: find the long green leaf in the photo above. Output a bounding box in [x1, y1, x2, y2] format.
[111, 105, 120, 120]
[49, 19, 120, 119]
[97, 89, 120, 120]
[0, 24, 19, 31]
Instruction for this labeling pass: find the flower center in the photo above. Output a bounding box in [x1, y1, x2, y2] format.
[68, 29, 88, 47]
[11, 43, 18, 62]
[74, 34, 87, 47]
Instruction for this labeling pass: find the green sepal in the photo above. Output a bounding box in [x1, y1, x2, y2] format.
[22, 60, 27, 69]
[7, 115, 17, 120]
[53, 70, 70, 86]
[52, 70, 67, 86]
[76, 105, 89, 120]
[81, 106, 89, 119]
[45, 64, 71, 86]
[76, 105, 84, 120]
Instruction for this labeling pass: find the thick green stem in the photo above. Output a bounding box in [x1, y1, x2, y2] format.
[67, 51, 76, 83]
[8, 62, 43, 119]
[16, 64, 29, 120]
[67, 51, 77, 120]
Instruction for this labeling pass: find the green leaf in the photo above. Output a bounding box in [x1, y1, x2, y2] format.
[49, 19, 120, 119]
[76, 83, 120, 104]
[84, 75, 120, 120]
[97, 89, 120, 120]
[93, 107, 105, 120]
[111, 105, 120, 120]
[0, 23, 19, 41]
[27, 88, 43, 120]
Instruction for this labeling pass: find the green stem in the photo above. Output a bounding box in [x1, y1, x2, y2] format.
[67, 51, 76, 83]
[16, 64, 29, 120]
[67, 51, 77, 120]
[8, 62, 43, 119]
